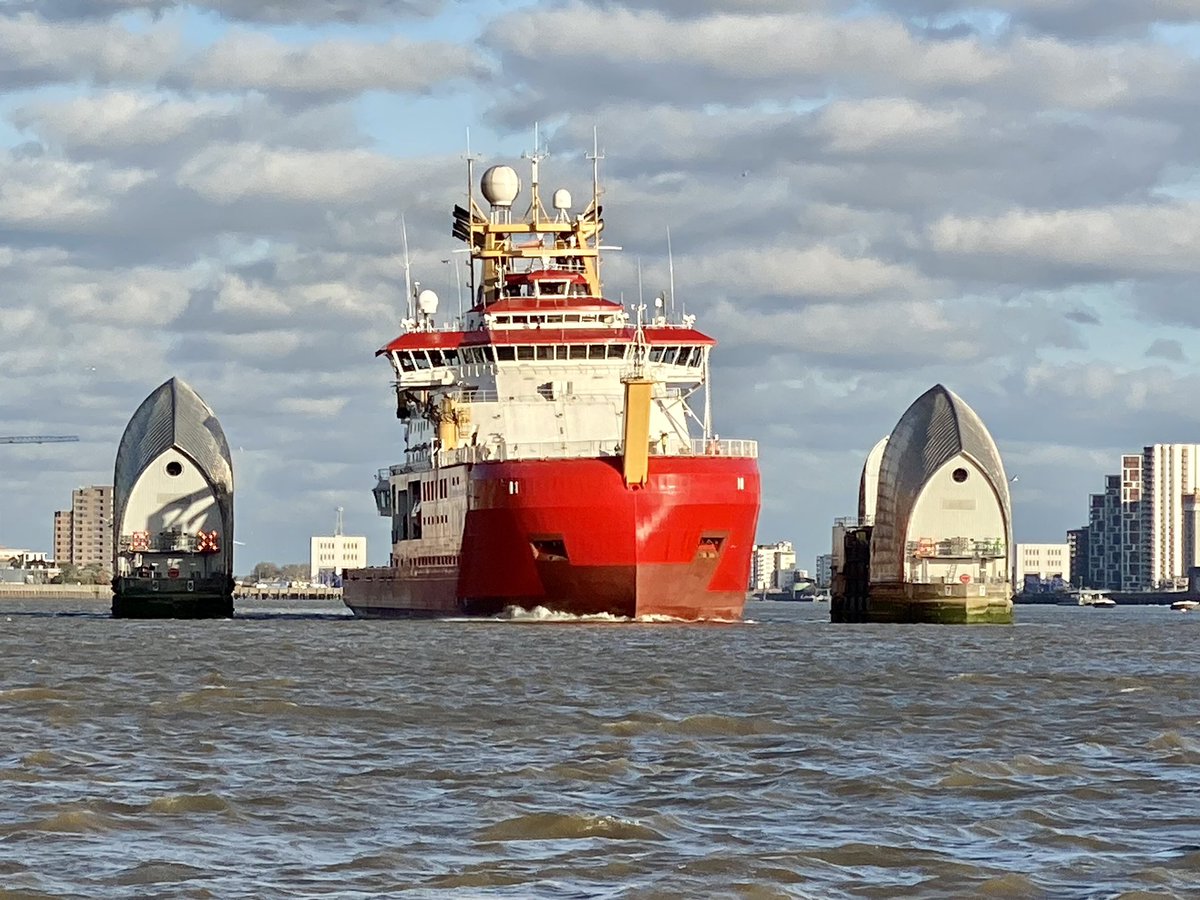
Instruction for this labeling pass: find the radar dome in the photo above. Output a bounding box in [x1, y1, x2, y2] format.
[481, 165, 520, 208]
[417, 289, 439, 315]
[552, 188, 572, 211]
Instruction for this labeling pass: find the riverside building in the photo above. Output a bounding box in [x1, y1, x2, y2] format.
[1079, 444, 1200, 591]
[1014, 543, 1070, 590]
[750, 541, 795, 591]
[52, 486, 113, 569]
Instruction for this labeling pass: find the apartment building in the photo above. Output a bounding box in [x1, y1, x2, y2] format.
[52, 486, 114, 569]
[750, 541, 795, 591]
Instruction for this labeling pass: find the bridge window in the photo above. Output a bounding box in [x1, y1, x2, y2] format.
[442, 349, 459, 366]
[413, 351, 432, 369]
[649, 346, 666, 363]
[496, 346, 516, 361]
[397, 352, 415, 372]
[569, 345, 587, 359]
[608, 345, 627, 359]
[588, 345, 606, 359]
[516, 346, 534, 361]
[537, 346, 554, 360]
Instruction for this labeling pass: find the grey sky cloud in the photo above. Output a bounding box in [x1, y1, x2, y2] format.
[1145, 338, 1187, 362]
[0, 12, 178, 89]
[7, 0, 445, 24]
[179, 31, 485, 100]
[879, 0, 1200, 38]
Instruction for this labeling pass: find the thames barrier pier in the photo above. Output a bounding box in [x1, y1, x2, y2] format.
[831, 384, 1014, 624]
[112, 377, 236, 618]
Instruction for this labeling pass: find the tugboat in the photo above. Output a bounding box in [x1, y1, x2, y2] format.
[342, 143, 761, 620]
[111, 377, 235, 618]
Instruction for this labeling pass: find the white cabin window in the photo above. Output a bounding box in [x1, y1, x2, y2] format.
[536, 346, 554, 360]
[569, 345, 587, 359]
[516, 346, 534, 361]
[588, 345, 606, 359]
[497, 346, 516, 361]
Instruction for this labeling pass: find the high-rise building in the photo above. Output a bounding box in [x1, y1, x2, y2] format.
[750, 541, 795, 591]
[1066, 528, 1088, 589]
[1141, 444, 1200, 589]
[1081, 444, 1200, 591]
[1087, 474, 1122, 590]
[815, 553, 832, 588]
[52, 486, 113, 569]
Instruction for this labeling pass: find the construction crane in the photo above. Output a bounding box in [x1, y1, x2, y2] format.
[0, 435, 80, 444]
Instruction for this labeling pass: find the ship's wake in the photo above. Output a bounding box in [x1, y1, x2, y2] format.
[490, 605, 747, 625]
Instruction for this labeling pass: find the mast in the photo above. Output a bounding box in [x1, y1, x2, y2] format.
[401, 214, 414, 322]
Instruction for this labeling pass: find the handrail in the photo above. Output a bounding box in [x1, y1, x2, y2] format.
[380, 436, 758, 476]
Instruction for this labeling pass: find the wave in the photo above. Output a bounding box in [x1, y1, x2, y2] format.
[476, 812, 665, 843]
[145, 793, 234, 815]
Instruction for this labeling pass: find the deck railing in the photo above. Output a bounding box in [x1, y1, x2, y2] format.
[381, 436, 758, 476]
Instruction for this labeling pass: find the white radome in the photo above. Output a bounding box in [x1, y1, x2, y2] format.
[417, 289, 439, 315]
[552, 188, 572, 211]
[481, 165, 521, 208]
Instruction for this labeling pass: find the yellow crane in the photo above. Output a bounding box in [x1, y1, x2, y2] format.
[0, 436, 80, 444]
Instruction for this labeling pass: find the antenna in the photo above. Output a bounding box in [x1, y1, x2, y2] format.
[335, 506, 344, 537]
[667, 227, 676, 321]
[464, 126, 478, 305]
[587, 126, 603, 215]
[637, 257, 644, 308]
[401, 214, 414, 322]
[523, 121, 547, 222]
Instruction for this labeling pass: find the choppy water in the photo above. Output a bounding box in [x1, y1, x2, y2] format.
[1, 599, 1198, 898]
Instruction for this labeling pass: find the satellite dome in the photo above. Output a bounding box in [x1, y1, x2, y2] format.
[552, 188, 572, 211]
[481, 165, 520, 208]
[417, 289, 439, 315]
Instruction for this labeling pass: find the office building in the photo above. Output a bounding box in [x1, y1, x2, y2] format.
[310, 535, 367, 580]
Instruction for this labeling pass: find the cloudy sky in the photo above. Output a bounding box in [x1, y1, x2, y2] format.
[2, 0, 1199, 571]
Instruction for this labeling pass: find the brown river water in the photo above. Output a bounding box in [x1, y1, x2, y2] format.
[1, 598, 1198, 898]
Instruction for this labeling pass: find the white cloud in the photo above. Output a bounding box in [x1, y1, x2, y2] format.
[182, 30, 483, 99]
[176, 143, 409, 205]
[0, 153, 150, 229]
[930, 202, 1200, 277]
[0, 13, 178, 88]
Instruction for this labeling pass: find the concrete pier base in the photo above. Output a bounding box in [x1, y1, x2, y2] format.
[832, 583, 1013, 624]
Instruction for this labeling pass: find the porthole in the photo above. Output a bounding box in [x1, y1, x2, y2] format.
[166, 461, 183, 477]
[952, 467, 968, 483]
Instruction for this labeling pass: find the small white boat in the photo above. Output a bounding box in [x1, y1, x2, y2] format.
[1170, 599, 1199, 612]
[1061, 589, 1115, 607]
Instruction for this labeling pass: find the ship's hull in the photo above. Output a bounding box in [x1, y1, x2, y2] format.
[112, 574, 234, 619]
[344, 455, 760, 621]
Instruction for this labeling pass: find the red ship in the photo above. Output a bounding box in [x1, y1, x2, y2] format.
[342, 142, 760, 620]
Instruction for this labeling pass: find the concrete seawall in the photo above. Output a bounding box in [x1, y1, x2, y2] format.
[0, 584, 112, 600]
[0, 584, 342, 602]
